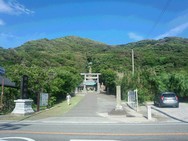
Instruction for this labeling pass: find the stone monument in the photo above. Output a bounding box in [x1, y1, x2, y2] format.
[12, 75, 34, 115]
[115, 85, 123, 110]
[108, 85, 126, 115]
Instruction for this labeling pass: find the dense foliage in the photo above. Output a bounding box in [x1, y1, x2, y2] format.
[0, 36, 188, 112]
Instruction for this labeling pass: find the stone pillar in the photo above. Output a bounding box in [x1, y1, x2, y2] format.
[115, 86, 123, 110]
[147, 105, 152, 120]
[84, 74, 86, 81]
[83, 84, 86, 93]
[75, 87, 78, 94]
[97, 82, 100, 94]
[12, 99, 34, 115]
[97, 74, 99, 83]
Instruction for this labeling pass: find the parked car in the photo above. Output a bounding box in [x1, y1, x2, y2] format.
[154, 92, 179, 108]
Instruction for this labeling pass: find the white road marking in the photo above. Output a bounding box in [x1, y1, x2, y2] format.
[70, 140, 120, 141]
[0, 137, 35, 141]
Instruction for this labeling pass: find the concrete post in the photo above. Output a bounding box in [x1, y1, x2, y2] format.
[83, 84, 86, 93]
[97, 82, 100, 94]
[115, 86, 123, 110]
[84, 74, 86, 81]
[147, 105, 152, 120]
[97, 75, 99, 83]
[75, 87, 78, 94]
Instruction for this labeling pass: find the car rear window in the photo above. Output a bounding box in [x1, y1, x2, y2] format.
[162, 94, 176, 97]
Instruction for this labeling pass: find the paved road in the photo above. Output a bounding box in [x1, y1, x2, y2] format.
[0, 93, 188, 141]
[16, 92, 188, 124]
[151, 103, 188, 123]
[139, 102, 188, 123]
[36, 93, 120, 124]
[63, 92, 116, 117]
[42, 92, 188, 124]
[36, 92, 155, 124]
[0, 121, 188, 141]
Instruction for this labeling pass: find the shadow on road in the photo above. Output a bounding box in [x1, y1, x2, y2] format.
[152, 106, 188, 123]
[0, 123, 30, 130]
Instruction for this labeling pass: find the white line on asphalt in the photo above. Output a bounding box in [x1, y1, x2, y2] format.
[0, 121, 187, 126]
[70, 140, 120, 141]
[0, 137, 35, 141]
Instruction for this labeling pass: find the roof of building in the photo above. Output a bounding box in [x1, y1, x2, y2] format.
[0, 76, 16, 88]
[79, 80, 97, 87]
[83, 80, 96, 86]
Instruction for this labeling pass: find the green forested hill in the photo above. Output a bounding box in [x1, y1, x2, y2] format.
[2, 36, 188, 73]
[2, 36, 111, 72]
[119, 37, 188, 71]
[0, 36, 188, 112]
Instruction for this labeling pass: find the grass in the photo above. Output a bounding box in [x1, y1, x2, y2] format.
[0, 95, 84, 121]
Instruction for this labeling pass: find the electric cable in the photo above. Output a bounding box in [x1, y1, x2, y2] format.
[146, 0, 172, 38]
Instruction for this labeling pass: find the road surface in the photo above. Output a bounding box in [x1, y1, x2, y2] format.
[0, 122, 188, 141]
[0, 93, 188, 141]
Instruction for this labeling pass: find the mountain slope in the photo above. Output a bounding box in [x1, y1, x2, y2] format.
[0, 36, 188, 73]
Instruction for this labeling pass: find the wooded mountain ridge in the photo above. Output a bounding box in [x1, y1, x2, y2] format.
[1, 36, 188, 73]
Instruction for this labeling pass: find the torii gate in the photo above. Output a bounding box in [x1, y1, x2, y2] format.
[80, 72, 101, 93]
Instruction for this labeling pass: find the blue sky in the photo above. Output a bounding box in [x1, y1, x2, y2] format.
[0, 0, 188, 48]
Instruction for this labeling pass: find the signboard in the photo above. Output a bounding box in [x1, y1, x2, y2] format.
[40, 93, 49, 106]
[128, 89, 138, 111]
[21, 75, 28, 99]
[129, 91, 136, 101]
[0, 67, 5, 75]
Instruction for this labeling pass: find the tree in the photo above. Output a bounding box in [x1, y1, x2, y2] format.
[100, 69, 117, 94]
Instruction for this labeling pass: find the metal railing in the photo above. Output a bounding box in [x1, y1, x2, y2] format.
[127, 89, 138, 111]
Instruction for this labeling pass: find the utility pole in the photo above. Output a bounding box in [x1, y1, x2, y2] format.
[132, 49, 135, 76]
[0, 78, 4, 108]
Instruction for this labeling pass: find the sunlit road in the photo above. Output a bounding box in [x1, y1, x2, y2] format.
[1, 93, 188, 141]
[152, 103, 188, 122]
[0, 121, 188, 141]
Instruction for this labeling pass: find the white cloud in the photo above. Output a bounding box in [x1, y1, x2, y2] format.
[0, 19, 5, 25]
[0, 0, 34, 15]
[0, 32, 20, 48]
[0, 0, 12, 13]
[0, 32, 47, 48]
[0, 32, 16, 39]
[170, 10, 188, 27]
[128, 32, 144, 41]
[156, 22, 188, 39]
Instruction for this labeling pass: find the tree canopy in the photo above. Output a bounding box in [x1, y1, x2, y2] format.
[0, 36, 188, 112]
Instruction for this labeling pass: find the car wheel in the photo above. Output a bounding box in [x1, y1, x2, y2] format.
[176, 104, 179, 108]
[154, 101, 156, 106]
[158, 103, 162, 108]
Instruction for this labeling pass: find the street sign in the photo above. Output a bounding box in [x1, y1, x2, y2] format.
[0, 67, 5, 75]
[40, 93, 49, 106]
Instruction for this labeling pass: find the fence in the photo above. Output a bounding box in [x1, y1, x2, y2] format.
[127, 89, 138, 111]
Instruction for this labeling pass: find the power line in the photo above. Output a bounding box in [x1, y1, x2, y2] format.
[146, 0, 172, 38]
